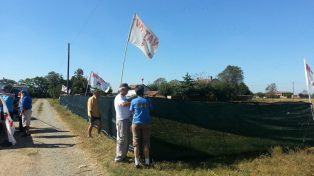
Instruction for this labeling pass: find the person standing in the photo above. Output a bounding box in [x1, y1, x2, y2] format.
[20, 90, 32, 136]
[114, 83, 131, 162]
[18, 91, 24, 132]
[87, 89, 101, 138]
[130, 85, 152, 168]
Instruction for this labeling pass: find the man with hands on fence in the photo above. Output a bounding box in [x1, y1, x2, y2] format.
[130, 85, 153, 168]
[114, 83, 132, 163]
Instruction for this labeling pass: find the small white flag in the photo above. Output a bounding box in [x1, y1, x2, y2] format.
[129, 14, 159, 59]
[88, 72, 111, 93]
[305, 61, 314, 88]
[61, 85, 70, 93]
[0, 96, 16, 145]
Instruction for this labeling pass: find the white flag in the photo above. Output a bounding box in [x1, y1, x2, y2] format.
[88, 72, 111, 93]
[61, 85, 70, 93]
[0, 96, 16, 145]
[129, 14, 159, 59]
[305, 61, 314, 89]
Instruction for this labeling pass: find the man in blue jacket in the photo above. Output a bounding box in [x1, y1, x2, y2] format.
[20, 90, 32, 136]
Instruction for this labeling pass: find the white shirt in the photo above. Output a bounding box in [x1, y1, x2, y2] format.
[114, 94, 131, 120]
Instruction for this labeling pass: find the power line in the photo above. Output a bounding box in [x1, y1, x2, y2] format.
[71, 0, 103, 44]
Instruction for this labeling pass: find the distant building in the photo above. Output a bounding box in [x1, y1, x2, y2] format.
[126, 84, 158, 98]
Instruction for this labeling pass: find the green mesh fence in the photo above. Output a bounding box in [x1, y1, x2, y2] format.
[60, 95, 314, 160]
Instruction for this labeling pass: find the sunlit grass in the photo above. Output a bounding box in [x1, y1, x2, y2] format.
[49, 99, 314, 176]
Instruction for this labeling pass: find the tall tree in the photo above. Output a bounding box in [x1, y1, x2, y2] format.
[71, 68, 88, 95]
[46, 71, 64, 99]
[217, 65, 244, 85]
[178, 73, 195, 99]
[265, 83, 277, 93]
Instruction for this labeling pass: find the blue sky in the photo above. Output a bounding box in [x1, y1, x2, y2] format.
[1, 0, 314, 93]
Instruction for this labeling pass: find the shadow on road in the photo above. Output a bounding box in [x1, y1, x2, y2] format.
[0, 116, 76, 150]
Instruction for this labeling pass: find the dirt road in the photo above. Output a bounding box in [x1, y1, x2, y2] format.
[0, 99, 104, 176]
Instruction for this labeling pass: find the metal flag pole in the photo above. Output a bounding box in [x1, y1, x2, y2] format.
[120, 13, 136, 84]
[304, 59, 314, 120]
[85, 71, 92, 96]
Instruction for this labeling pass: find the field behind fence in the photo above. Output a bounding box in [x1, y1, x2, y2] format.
[59, 95, 314, 160]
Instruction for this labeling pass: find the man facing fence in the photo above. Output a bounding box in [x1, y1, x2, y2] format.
[87, 89, 101, 138]
[114, 83, 131, 162]
[130, 85, 152, 168]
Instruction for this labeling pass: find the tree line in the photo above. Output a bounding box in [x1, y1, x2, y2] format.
[3, 65, 254, 101]
[2, 68, 92, 98]
[148, 65, 253, 101]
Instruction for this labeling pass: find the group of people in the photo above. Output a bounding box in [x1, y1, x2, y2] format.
[0, 85, 32, 146]
[87, 83, 152, 168]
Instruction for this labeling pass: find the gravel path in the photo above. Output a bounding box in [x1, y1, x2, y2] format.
[0, 99, 105, 176]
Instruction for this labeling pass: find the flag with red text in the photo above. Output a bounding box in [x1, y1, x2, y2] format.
[0, 96, 16, 145]
[88, 72, 111, 93]
[305, 61, 314, 89]
[129, 14, 159, 59]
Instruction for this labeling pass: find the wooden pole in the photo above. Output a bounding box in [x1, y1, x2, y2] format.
[67, 43, 70, 95]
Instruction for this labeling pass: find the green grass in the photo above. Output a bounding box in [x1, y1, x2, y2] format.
[151, 117, 291, 159]
[251, 98, 311, 103]
[49, 99, 314, 176]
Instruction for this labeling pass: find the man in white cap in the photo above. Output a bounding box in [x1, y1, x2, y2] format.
[114, 83, 131, 162]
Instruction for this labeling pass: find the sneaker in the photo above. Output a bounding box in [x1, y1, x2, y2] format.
[114, 159, 124, 163]
[1, 141, 13, 147]
[134, 164, 142, 169]
[22, 133, 30, 137]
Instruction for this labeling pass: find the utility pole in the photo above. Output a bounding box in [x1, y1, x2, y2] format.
[292, 81, 295, 99]
[67, 43, 70, 95]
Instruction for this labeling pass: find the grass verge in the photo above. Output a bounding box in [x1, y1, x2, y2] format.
[49, 99, 314, 176]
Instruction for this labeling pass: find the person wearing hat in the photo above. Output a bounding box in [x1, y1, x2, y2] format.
[20, 90, 32, 136]
[130, 85, 153, 168]
[87, 89, 101, 138]
[114, 83, 131, 162]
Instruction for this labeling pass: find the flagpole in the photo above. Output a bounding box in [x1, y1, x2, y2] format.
[120, 13, 136, 84]
[67, 43, 70, 95]
[85, 71, 92, 96]
[304, 59, 314, 120]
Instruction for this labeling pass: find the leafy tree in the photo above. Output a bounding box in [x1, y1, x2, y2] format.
[74, 68, 84, 77]
[217, 65, 244, 85]
[168, 79, 181, 96]
[153, 77, 167, 86]
[265, 83, 278, 98]
[237, 82, 252, 95]
[158, 82, 172, 98]
[282, 92, 293, 98]
[178, 73, 195, 99]
[148, 77, 167, 91]
[71, 69, 88, 95]
[46, 71, 64, 99]
[22, 77, 49, 98]
[265, 83, 277, 93]
[255, 92, 266, 98]
[147, 83, 158, 91]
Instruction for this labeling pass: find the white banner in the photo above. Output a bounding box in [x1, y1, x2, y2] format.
[129, 14, 159, 59]
[88, 72, 111, 93]
[305, 62, 314, 89]
[0, 96, 16, 145]
[61, 85, 71, 93]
